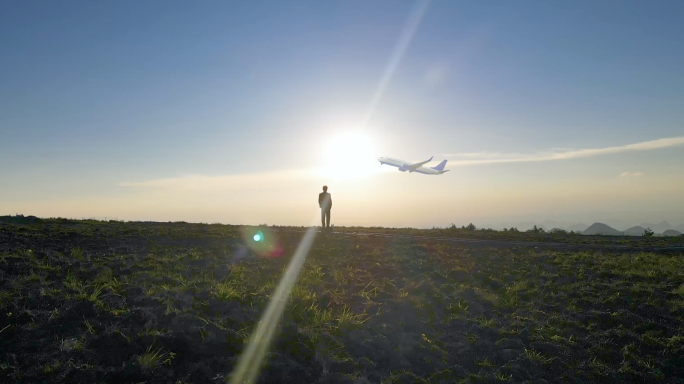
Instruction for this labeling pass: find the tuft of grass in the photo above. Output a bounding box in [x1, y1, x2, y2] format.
[42, 361, 61, 374]
[137, 344, 175, 370]
[84, 320, 96, 335]
[39, 287, 62, 297]
[64, 273, 85, 293]
[524, 348, 555, 364]
[214, 281, 243, 301]
[674, 284, 684, 297]
[81, 283, 106, 302]
[48, 308, 60, 321]
[309, 303, 333, 326]
[33, 259, 57, 271]
[476, 316, 497, 328]
[94, 267, 122, 291]
[24, 272, 42, 283]
[60, 338, 84, 352]
[336, 306, 365, 326]
[447, 298, 469, 314]
[465, 332, 478, 343]
[138, 327, 166, 338]
[70, 247, 84, 261]
[476, 357, 494, 367]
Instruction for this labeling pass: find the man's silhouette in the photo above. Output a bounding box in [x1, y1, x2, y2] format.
[318, 185, 332, 228]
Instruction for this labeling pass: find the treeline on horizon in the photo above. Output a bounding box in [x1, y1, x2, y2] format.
[2, 214, 683, 238]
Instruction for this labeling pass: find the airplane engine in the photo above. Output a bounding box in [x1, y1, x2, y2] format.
[398, 164, 409, 172]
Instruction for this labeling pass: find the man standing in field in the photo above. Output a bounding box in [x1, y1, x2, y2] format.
[318, 185, 332, 228]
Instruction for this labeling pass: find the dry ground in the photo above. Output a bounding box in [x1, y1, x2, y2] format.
[1, 219, 684, 383]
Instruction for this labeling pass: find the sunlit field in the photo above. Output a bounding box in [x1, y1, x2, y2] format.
[1, 219, 684, 383]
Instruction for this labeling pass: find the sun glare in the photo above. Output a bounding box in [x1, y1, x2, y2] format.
[321, 132, 377, 179]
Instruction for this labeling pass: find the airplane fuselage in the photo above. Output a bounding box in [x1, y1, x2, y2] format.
[377, 157, 448, 175]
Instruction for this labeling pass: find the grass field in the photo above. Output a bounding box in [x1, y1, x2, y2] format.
[1, 219, 684, 383]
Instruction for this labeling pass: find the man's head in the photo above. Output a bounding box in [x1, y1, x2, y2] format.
[322, 185, 328, 192]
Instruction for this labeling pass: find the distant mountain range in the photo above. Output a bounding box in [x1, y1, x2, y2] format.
[623, 226, 647, 236]
[583, 223, 623, 236]
[637, 221, 684, 234]
[490, 220, 684, 235]
[565, 223, 589, 232]
[583, 223, 683, 236]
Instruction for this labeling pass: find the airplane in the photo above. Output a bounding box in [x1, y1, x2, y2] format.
[377, 156, 449, 175]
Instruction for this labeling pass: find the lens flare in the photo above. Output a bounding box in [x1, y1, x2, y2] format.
[228, 227, 318, 384]
[228, 2, 431, 382]
[240, 226, 283, 258]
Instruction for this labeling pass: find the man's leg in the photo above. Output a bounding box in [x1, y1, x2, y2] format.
[326, 209, 331, 227]
[321, 209, 326, 227]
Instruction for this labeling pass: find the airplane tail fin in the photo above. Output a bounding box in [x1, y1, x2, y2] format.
[431, 159, 447, 171]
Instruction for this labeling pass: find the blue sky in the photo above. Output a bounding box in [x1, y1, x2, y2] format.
[2, 1, 683, 227]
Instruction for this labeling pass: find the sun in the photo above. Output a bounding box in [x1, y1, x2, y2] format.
[321, 132, 377, 179]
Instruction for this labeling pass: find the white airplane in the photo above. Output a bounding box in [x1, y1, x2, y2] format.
[377, 156, 449, 175]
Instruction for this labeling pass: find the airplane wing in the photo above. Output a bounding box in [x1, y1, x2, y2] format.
[408, 156, 433, 171]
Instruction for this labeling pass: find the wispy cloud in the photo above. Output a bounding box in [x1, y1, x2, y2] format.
[120, 169, 319, 193]
[620, 171, 645, 178]
[443, 136, 684, 167]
